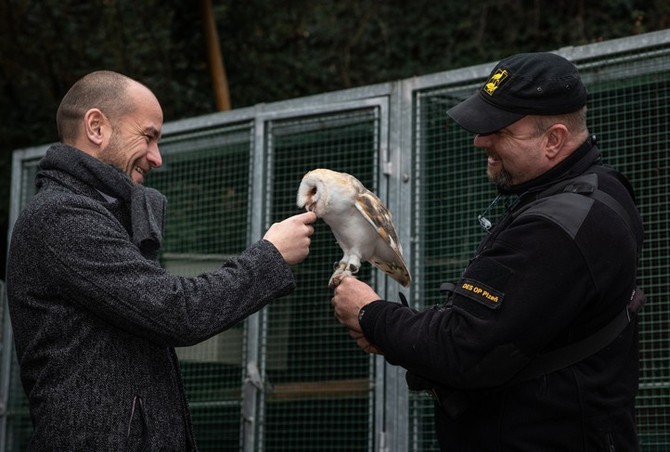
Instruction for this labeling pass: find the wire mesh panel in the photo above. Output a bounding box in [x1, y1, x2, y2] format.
[147, 122, 255, 451]
[2, 155, 44, 451]
[3, 30, 670, 452]
[577, 50, 670, 450]
[409, 42, 670, 451]
[408, 81, 490, 451]
[261, 107, 382, 451]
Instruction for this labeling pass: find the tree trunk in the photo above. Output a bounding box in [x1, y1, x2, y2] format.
[201, 0, 231, 111]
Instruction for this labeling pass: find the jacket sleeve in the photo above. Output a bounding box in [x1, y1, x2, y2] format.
[359, 198, 637, 390]
[26, 191, 295, 347]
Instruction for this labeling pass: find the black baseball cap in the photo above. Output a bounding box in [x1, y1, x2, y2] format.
[447, 52, 587, 134]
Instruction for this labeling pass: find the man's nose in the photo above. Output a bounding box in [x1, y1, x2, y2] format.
[147, 143, 162, 168]
[473, 133, 493, 148]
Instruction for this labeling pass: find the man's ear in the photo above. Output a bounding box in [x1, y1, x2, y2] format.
[544, 124, 569, 160]
[82, 108, 109, 146]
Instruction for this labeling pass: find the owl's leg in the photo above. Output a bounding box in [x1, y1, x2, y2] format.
[329, 255, 362, 288]
[329, 255, 355, 288]
[332, 260, 347, 271]
[345, 255, 361, 275]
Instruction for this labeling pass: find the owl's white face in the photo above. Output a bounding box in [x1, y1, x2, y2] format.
[297, 168, 362, 217]
[304, 185, 321, 213]
[296, 170, 331, 218]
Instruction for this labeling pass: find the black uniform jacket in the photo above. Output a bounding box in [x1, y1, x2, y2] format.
[359, 139, 644, 451]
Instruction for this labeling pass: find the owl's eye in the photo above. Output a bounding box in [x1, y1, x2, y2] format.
[310, 187, 317, 196]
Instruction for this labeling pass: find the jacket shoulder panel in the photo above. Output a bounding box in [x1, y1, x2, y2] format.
[516, 192, 595, 240]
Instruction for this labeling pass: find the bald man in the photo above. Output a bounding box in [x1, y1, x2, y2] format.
[7, 71, 316, 450]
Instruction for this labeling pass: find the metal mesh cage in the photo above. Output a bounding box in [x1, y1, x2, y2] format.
[581, 47, 670, 450]
[148, 123, 255, 450]
[262, 108, 379, 451]
[3, 30, 669, 451]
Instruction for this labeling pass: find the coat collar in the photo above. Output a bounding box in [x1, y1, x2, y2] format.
[37, 143, 166, 258]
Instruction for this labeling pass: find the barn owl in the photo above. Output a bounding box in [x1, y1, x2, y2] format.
[296, 168, 411, 288]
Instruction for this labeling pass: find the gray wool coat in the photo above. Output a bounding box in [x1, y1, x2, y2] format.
[7, 145, 295, 451]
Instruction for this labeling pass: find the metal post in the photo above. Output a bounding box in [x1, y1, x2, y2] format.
[0, 281, 11, 452]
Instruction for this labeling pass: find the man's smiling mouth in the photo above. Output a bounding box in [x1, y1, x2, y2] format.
[487, 151, 501, 164]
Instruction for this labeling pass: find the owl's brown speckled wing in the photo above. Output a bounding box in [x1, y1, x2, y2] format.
[355, 189, 411, 287]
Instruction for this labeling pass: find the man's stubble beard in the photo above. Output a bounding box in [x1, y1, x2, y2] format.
[489, 167, 513, 191]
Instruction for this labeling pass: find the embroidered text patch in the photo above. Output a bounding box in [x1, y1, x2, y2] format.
[454, 278, 504, 309]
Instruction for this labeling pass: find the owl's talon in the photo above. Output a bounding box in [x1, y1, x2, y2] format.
[329, 274, 342, 289]
[348, 264, 359, 274]
[329, 271, 358, 289]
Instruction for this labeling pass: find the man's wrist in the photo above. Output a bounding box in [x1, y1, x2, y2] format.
[358, 305, 368, 324]
[357, 300, 382, 324]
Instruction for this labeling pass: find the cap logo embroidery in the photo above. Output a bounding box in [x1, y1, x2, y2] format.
[483, 69, 509, 96]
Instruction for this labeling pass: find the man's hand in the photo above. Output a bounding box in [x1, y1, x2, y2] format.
[348, 329, 382, 355]
[331, 276, 382, 354]
[263, 211, 316, 265]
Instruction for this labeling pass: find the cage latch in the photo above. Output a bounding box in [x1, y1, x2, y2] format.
[242, 361, 264, 424]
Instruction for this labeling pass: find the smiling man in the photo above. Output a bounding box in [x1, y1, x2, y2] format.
[7, 71, 316, 450]
[331, 53, 645, 451]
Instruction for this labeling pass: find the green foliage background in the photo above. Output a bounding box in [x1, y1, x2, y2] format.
[0, 0, 668, 275]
